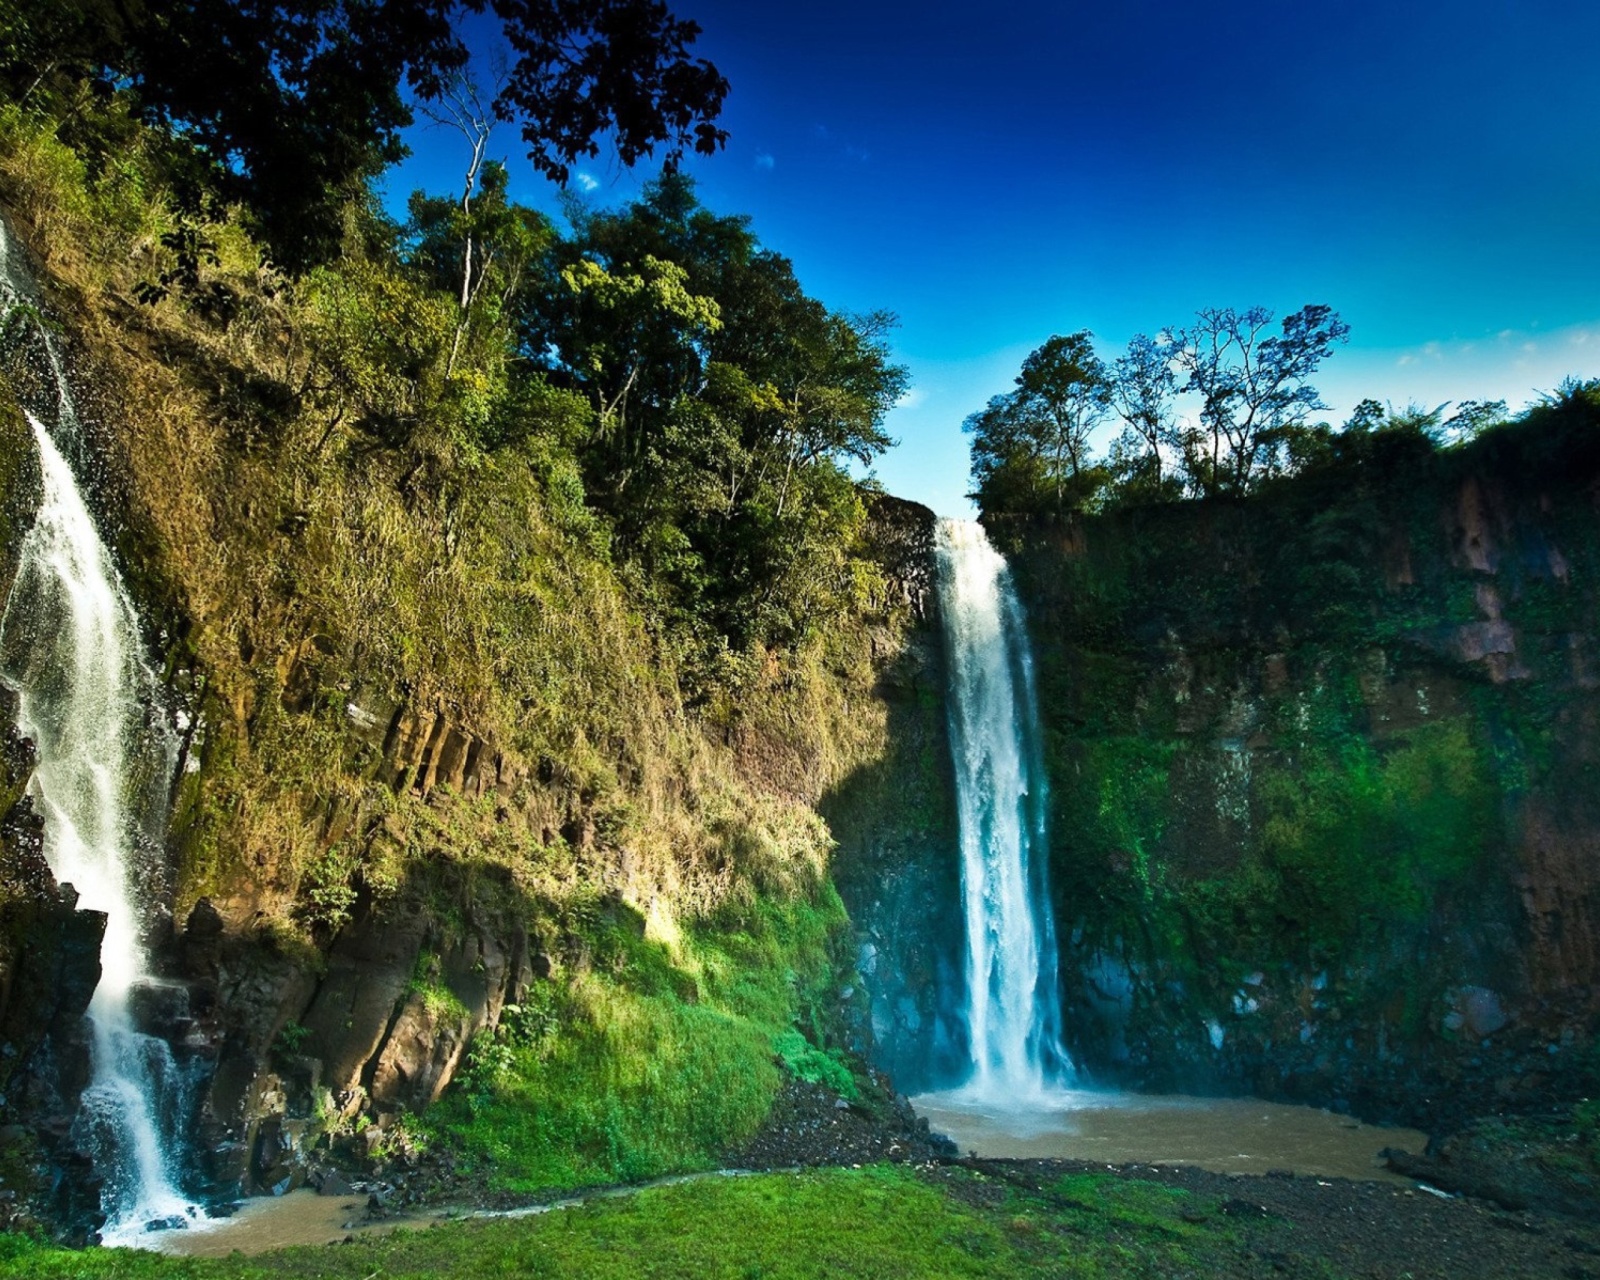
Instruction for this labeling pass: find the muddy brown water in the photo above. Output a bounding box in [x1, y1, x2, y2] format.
[145, 1171, 754, 1258]
[144, 1192, 431, 1257]
[912, 1089, 1428, 1184]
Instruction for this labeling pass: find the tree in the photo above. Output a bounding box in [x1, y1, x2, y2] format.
[521, 175, 906, 652]
[965, 331, 1111, 517]
[1110, 332, 1179, 494]
[1168, 304, 1351, 495]
[4, 0, 729, 270]
[408, 116, 551, 376]
[1443, 399, 1507, 442]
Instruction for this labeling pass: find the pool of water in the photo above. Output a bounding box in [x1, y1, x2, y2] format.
[145, 1191, 421, 1257]
[145, 1171, 760, 1257]
[912, 1088, 1427, 1184]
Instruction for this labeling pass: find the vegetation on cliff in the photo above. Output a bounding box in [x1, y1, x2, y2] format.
[991, 380, 1600, 1115]
[0, 37, 919, 1198]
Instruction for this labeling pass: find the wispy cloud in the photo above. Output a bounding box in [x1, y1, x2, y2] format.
[754, 151, 776, 171]
[1326, 317, 1600, 426]
[575, 171, 599, 193]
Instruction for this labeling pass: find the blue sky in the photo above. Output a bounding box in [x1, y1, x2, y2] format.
[385, 0, 1600, 516]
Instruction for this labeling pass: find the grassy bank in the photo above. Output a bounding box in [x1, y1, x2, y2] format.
[0, 1165, 1319, 1280]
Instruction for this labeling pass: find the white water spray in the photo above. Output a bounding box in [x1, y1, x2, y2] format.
[0, 221, 194, 1243]
[934, 518, 1068, 1101]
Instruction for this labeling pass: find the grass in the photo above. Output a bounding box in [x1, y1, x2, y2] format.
[0, 1165, 1307, 1280]
[426, 888, 855, 1192]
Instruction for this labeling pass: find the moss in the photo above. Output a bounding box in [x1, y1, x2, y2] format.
[0, 377, 40, 610]
[427, 886, 851, 1192]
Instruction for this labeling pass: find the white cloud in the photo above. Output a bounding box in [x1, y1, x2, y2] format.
[754, 151, 776, 171]
[1320, 317, 1600, 425]
[575, 172, 599, 192]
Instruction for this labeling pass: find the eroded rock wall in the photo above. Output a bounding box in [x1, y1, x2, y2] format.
[825, 496, 967, 1091]
[1007, 421, 1600, 1126]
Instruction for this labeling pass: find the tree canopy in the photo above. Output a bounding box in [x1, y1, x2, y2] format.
[2, 0, 728, 268]
[522, 174, 907, 657]
[964, 331, 1111, 517]
[967, 305, 1360, 521]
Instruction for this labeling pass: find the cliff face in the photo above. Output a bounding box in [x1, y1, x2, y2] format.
[1008, 415, 1600, 1124]
[0, 119, 941, 1219]
[824, 497, 965, 1092]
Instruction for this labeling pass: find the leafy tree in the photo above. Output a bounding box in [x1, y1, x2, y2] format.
[3, 0, 729, 269]
[409, 159, 551, 377]
[1342, 398, 1387, 434]
[1168, 304, 1350, 495]
[1107, 332, 1181, 502]
[523, 176, 906, 656]
[1443, 398, 1508, 442]
[964, 331, 1111, 517]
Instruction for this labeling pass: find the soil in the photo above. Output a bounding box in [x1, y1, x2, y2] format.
[725, 1082, 1600, 1278]
[940, 1156, 1600, 1280]
[720, 1076, 958, 1170]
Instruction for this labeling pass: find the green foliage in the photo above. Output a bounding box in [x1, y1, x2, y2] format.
[431, 887, 849, 1191]
[295, 846, 361, 933]
[965, 330, 1112, 519]
[529, 173, 906, 662]
[271, 1020, 310, 1060]
[0, 0, 729, 270]
[773, 1028, 857, 1098]
[0, 1166, 1299, 1280]
[1257, 720, 1498, 939]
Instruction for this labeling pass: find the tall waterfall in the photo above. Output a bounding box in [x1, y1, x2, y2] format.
[0, 220, 194, 1243]
[935, 518, 1068, 1101]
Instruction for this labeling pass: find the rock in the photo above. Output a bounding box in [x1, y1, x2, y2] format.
[317, 1170, 355, 1197]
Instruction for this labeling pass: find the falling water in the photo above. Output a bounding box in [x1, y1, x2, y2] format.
[0, 220, 194, 1243]
[934, 518, 1068, 1101]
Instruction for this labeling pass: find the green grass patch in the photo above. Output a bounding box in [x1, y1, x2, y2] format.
[0, 1166, 1301, 1280]
[427, 888, 853, 1193]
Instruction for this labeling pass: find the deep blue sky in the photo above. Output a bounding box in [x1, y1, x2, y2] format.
[386, 0, 1600, 516]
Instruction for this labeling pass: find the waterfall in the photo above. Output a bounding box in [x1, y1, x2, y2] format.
[0, 220, 195, 1243]
[934, 518, 1069, 1101]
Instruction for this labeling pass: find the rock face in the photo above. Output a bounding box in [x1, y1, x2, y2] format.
[826, 496, 968, 1091]
[1005, 419, 1600, 1126]
[170, 864, 541, 1197]
[0, 684, 107, 1235]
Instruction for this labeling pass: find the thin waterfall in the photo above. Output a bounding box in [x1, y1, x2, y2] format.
[0, 219, 195, 1242]
[934, 518, 1068, 1100]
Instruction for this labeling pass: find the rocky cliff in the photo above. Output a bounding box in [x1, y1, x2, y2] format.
[824, 497, 965, 1092]
[0, 126, 941, 1228]
[1005, 407, 1600, 1126]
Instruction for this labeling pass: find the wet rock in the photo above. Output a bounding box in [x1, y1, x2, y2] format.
[317, 1170, 354, 1197]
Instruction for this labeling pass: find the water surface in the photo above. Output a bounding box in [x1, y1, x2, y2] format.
[914, 1089, 1426, 1184]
